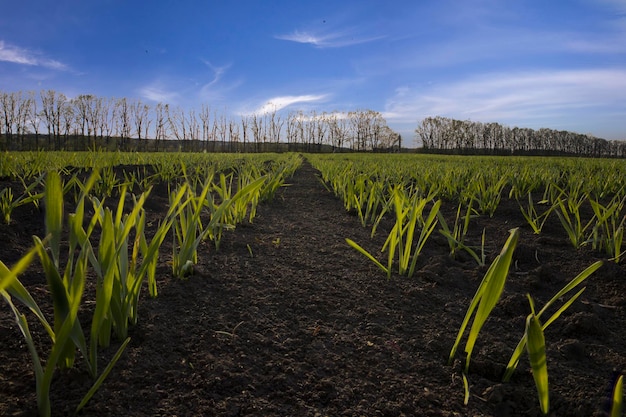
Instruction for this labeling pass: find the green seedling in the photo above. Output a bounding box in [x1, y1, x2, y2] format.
[611, 374, 624, 417]
[525, 295, 550, 415]
[503, 260, 603, 382]
[448, 228, 519, 404]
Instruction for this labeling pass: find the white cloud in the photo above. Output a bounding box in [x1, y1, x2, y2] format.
[198, 60, 241, 101]
[383, 69, 626, 138]
[200, 60, 228, 88]
[566, 0, 626, 51]
[276, 31, 322, 45]
[291, 110, 352, 122]
[275, 29, 384, 48]
[246, 94, 330, 115]
[566, 38, 626, 53]
[0, 40, 68, 70]
[603, 1, 626, 33]
[589, 0, 626, 16]
[138, 61, 241, 107]
[138, 84, 179, 103]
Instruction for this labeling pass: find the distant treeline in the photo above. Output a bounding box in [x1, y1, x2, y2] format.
[415, 116, 626, 158]
[0, 133, 354, 153]
[0, 90, 400, 153]
[2, 89, 624, 156]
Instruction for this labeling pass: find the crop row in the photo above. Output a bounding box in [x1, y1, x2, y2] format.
[0, 152, 302, 416]
[1, 151, 624, 415]
[308, 154, 626, 264]
[307, 153, 625, 415]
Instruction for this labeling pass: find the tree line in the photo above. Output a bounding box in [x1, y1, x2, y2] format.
[3, 90, 623, 156]
[415, 116, 626, 158]
[0, 90, 400, 152]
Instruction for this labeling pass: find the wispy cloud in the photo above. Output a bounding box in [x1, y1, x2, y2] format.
[246, 94, 330, 114]
[276, 29, 384, 48]
[198, 60, 241, 101]
[383, 69, 626, 137]
[0, 40, 68, 70]
[566, 38, 626, 53]
[353, 0, 625, 76]
[589, 0, 626, 28]
[200, 60, 228, 88]
[565, 0, 626, 51]
[138, 84, 179, 103]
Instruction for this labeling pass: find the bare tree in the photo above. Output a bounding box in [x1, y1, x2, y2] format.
[60, 101, 74, 146]
[334, 113, 349, 150]
[72, 101, 84, 148]
[154, 103, 169, 151]
[268, 109, 284, 145]
[240, 114, 249, 152]
[326, 112, 338, 150]
[285, 112, 297, 150]
[415, 117, 436, 149]
[216, 113, 227, 148]
[200, 104, 211, 150]
[86, 96, 105, 149]
[348, 111, 362, 150]
[27, 92, 41, 149]
[168, 106, 188, 143]
[16, 92, 33, 148]
[115, 98, 132, 150]
[0, 91, 18, 148]
[73, 94, 98, 149]
[262, 113, 270, 148]
[209, 110, 219, 151]
[98, 98, 116, 148]
[295, 111, 305, 150]
[378, 125, 398, 150]
[132, 101, 150, 150]
[250, 113, 263, 152]
[188, 109, 201, 151]
[305, 113, 315, 151]
[315, 111, 328, 149]
[228, 119, 239, 151]
[39, 90, 67, 149]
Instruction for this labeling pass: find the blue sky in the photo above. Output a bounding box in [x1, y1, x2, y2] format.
[1, 0, 625, 143]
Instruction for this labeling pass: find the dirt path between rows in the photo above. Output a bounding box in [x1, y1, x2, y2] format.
[1, 159, 625, 416]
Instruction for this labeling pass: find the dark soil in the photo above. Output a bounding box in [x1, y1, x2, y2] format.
[1, 159, 625, 416]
